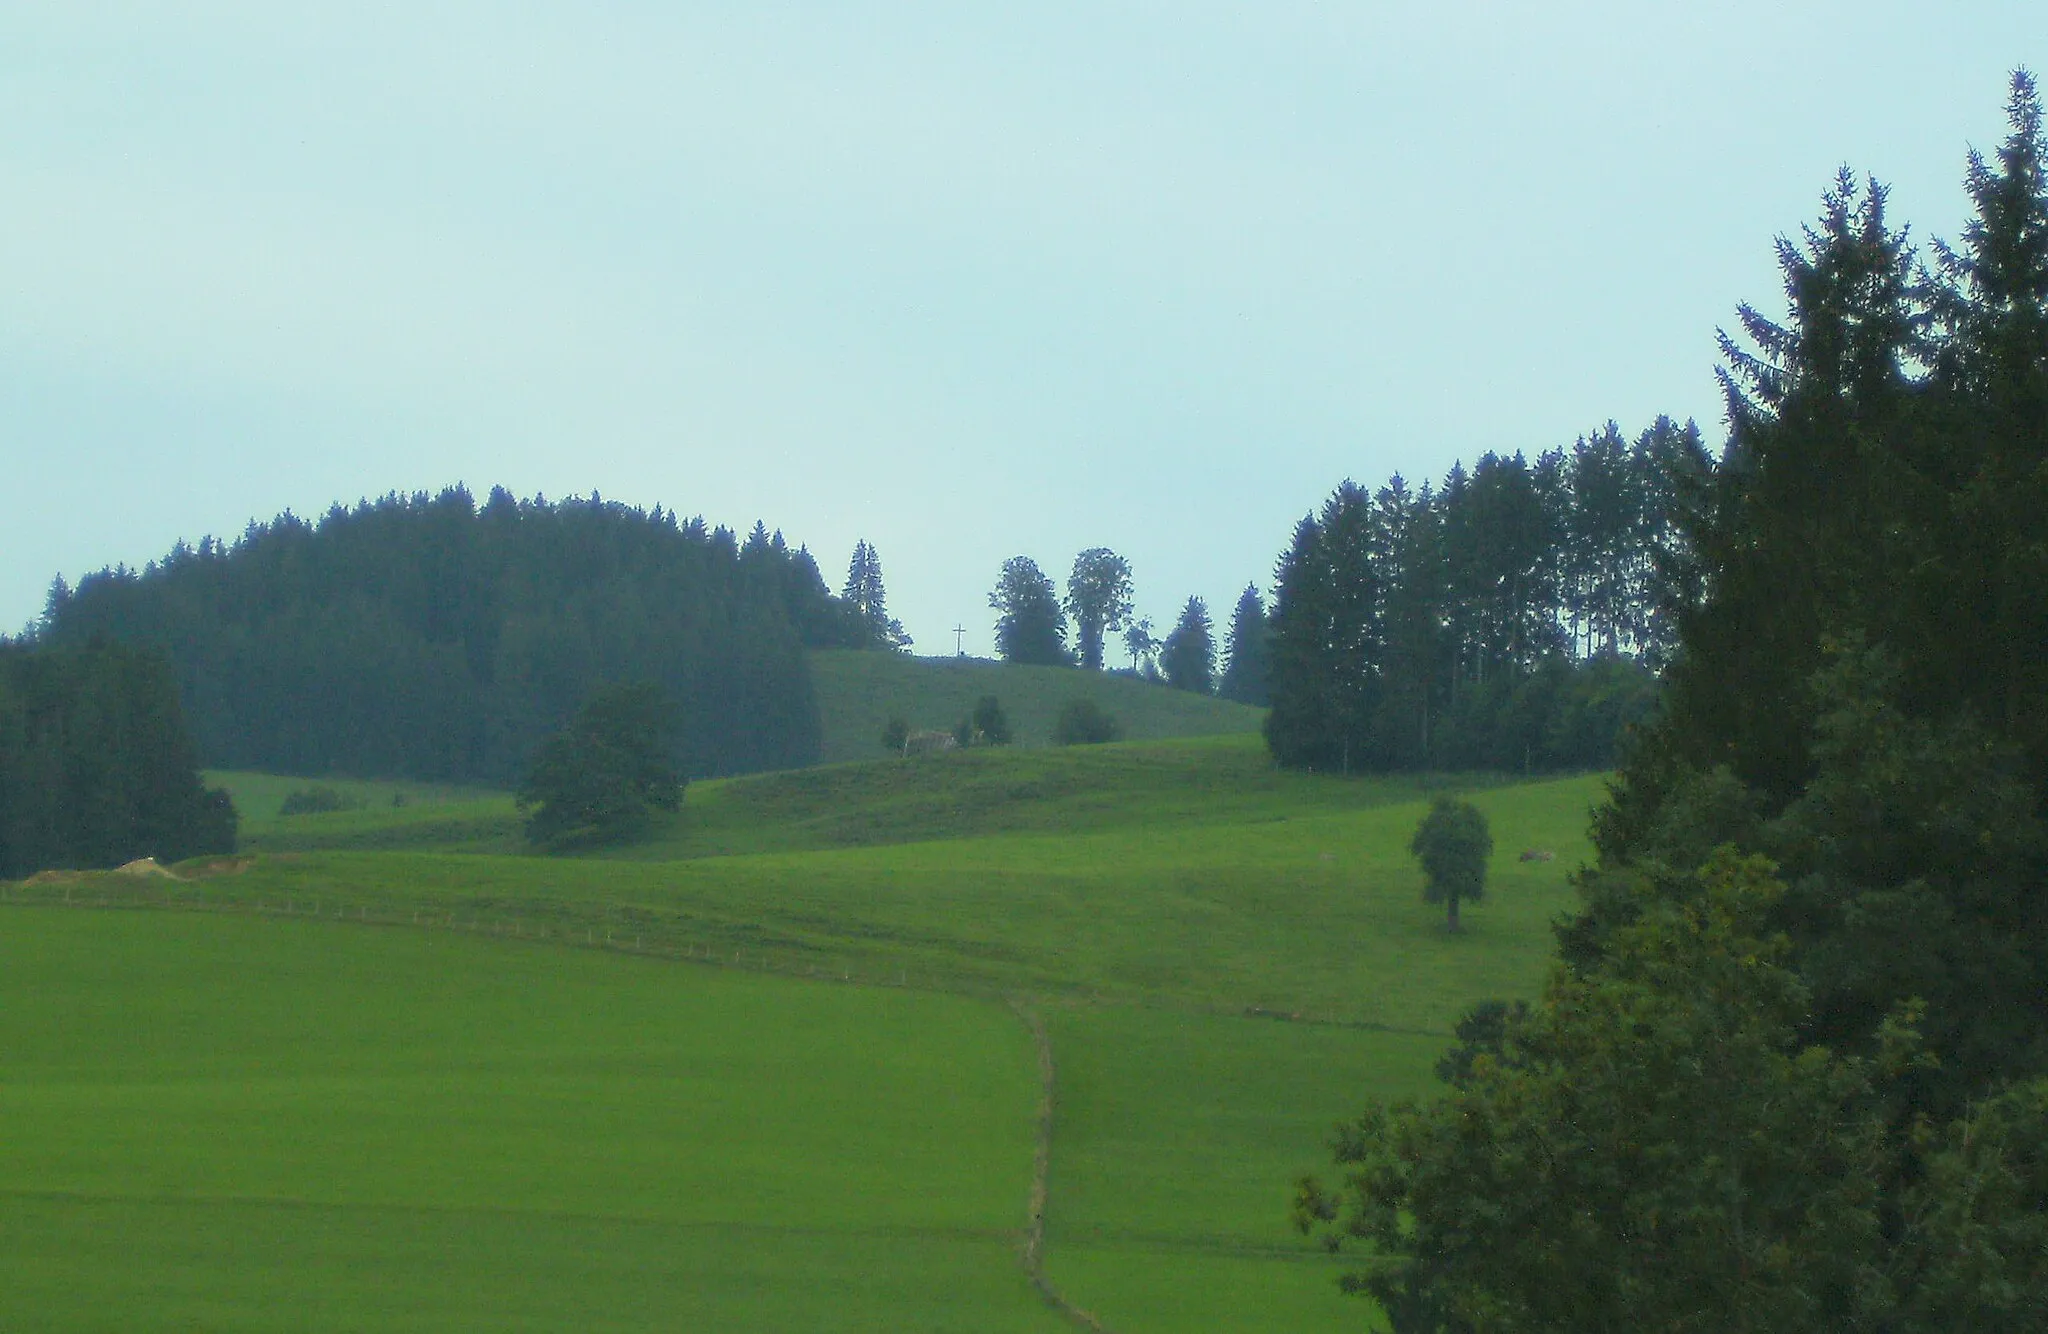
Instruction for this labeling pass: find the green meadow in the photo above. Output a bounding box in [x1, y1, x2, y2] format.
[5, 734, 1603, 1330]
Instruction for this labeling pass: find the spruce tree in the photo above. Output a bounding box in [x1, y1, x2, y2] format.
[841, 540, 910, 651]
[1218, 585, 1270, 705]
[1159, 596, 1215, 693]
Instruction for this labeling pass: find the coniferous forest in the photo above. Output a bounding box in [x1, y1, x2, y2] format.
[37, 487, 873, 784]
[1297, 72, 2048, 1330]
[0, 640, 235, 877]
[1263, 417, 1705, 774]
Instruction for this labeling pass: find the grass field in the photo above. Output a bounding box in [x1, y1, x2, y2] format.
[8, 735, 1605, 1330]
[811, 650, 1266, 763]
[0, 910, 1059, 1332]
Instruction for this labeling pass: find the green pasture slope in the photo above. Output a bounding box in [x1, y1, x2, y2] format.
[5, 735, 1604, 1331]
[810, 649, 1265, 763]
[0, 911, 1053, 1332]
[208, 770, 522, 854]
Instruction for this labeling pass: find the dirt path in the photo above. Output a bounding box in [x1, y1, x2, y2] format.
[1010, 999, 1114, 1334]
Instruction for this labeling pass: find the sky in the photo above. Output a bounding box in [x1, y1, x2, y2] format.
[2, 3, 2041, 655]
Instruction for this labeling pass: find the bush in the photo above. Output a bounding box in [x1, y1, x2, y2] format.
[971, 695, 1012, 745]
[953, 696, 1013, 748]
[278, 786, 363, 817]
[880, 716, 910, 755]
[1052, 698, 1120, 745]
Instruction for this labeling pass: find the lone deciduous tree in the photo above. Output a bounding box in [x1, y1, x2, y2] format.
[1064, 548, 1133, 671]
[518, 682, 683, 848]
[990, 556, 1071, 666]
[1409, 796, 1491, 931]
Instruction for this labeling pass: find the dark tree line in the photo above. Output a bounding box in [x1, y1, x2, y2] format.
[0, 640, 235, 877]
[36, 487, 886, 784]
[1300, 72, 2048, 1330]
[1264, 419, 1705, 773]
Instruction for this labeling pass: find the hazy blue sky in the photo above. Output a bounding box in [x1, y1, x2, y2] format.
[3, 3, 2041, 654]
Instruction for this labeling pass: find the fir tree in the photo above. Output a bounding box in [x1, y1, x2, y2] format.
[841, 540, 910, 651]
[1217, 585, 1270, 706]
[1159, 596, 1215, 693]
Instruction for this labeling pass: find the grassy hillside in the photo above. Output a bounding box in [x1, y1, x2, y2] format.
[1, 910, 1057, 1332]
[9, 738, 1606, 1331]
[811, 649, 1265, 763]
[207, 771, 521, 853]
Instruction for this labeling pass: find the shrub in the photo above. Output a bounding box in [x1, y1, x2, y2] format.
[1053, 698, 1120, 745]
[881, 716, 910, 755]
[971, 695, 1012, 745]
[278, 786, 363, 817]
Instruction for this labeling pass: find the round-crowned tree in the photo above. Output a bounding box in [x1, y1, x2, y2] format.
[1409, 795, 1492, 931]
[518, 682, 683, 849]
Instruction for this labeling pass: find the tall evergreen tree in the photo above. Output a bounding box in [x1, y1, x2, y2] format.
[1564, 423, 1637, 656]
[1217, 585, 1270, 705]
[988, 556, 1070, 666]
[1369, 475, 1449, 769]
[1159, 596, 1215, 693]
[1264, 484, 1383, 772]
[1927, 70, 2048, 777]
[841, 539, 910, 651]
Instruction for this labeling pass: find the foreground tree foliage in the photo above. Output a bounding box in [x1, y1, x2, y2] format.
[1301, 72, 2048, 1332]
[0, 641, 235, 876]
[1299, 854, 1900, 1331]
[517, 683, 683, 849]
[40, 488, 838, 784]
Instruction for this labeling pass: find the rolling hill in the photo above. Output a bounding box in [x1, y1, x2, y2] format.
[809, 650, 1265, 764]
[9, 736, 1602, 1331]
